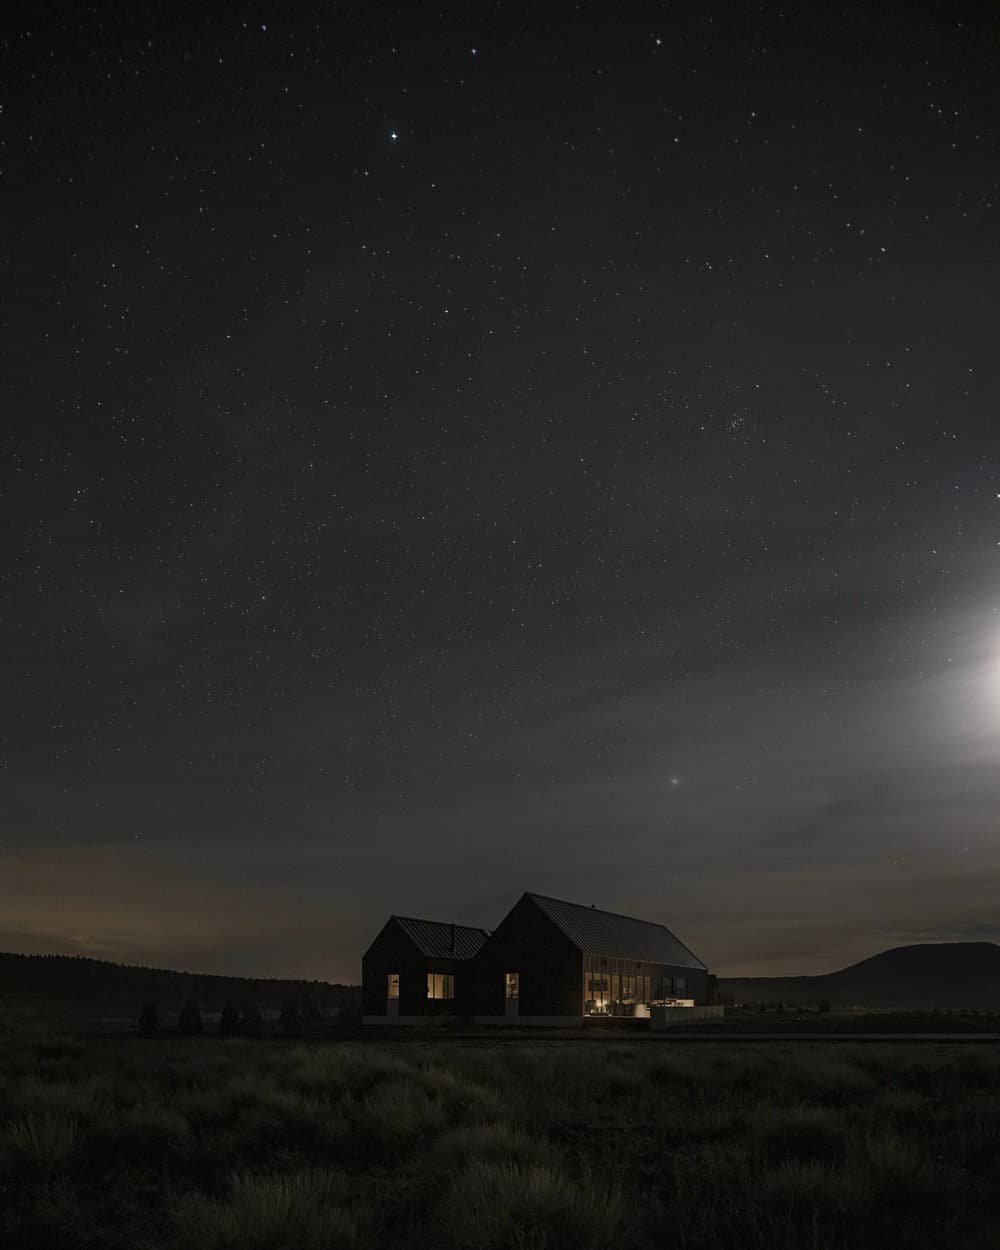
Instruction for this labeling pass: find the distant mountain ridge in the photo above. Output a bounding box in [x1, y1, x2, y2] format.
[719, 942, 1000, 1010]
[0, 950, 358, 1012]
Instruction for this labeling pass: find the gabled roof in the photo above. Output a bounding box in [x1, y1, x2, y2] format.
[392, 916, 490, 960]
[526, 893, 706, 970]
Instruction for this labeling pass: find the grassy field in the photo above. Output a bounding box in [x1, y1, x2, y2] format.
[2, 1022, 999, 1249]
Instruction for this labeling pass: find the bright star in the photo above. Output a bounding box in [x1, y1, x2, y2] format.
[389, 130, 399, 141]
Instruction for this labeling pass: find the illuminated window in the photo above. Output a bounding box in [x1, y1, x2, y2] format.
[387, 973, 399, 1000]
[585, 973, 608, 1014]
[505, 972, 520, 1000]
[426, 973, 455, 999]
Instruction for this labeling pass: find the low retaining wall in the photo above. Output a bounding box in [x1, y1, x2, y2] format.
[649, 1005, 725, 1028]
[472, 1014, 581, 1028]
[362, 1014, 430, 1027]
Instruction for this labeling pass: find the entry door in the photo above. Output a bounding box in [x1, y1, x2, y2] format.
[505, 971, 519, 1017]
[387, 972, 399, 1017]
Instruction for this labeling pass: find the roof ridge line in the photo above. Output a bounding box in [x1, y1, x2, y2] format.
[392, 915, 489, 933]
[526, 891, 674, 927]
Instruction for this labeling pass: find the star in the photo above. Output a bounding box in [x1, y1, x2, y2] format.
[389, 130, 399, 141]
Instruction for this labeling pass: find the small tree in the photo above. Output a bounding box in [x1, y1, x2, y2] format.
[138, 1002, 159, 1036]
[178, 1000, 203, 1035]
[219, 1004, 240, 1036]
[278, 1002, 302, 1036]
[239, 1004, 263, 1038]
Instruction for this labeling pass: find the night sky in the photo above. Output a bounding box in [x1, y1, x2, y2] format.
[5, 2, 1000, 981]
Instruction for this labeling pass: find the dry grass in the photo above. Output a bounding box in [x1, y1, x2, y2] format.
[174, 1167, 358, 1249]
[1, 1114, 78, 1177]
[0, 1030, 996, 1249]
[438, 1158, 624, 1250]
[430, 1120, 555, 1170]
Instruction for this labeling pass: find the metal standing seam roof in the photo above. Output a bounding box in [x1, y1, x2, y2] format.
[526, 893, 707, 970]
[392, 916, 490, 960]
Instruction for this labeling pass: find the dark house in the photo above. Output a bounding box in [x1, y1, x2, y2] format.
[361, 915, 489, 1023]
[473, 893, 711, 1024]
[362, 892, 713, 1026]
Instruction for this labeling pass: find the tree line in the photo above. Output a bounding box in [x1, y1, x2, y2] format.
[0, 950, 356, 1012]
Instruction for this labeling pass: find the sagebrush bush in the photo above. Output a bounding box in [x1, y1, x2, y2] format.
[759, 1158, 868, 1216]
[1, 1114, 78, 1177]
[755, 1103, 846, 1163]
[84, 1106, 190, 1167]
[8, 1076, 108, 1123]
[236, 1088, 333, 1154]
[33, 1038, 86, 1061]
[645, 1053, 703, 1087]
[430, 1121, 554, 1170]
[438, 1159, 623, 1250]
[174, 1167, 358, 1250]
[412, 1064, 508, 1121]
[785, 1055, 874, 1104]
[360, 1079, 447, 1145]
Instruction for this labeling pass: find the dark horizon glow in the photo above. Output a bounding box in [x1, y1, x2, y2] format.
[4, 2, 1000, 982]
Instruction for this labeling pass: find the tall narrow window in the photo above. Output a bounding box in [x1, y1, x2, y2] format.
[505, 972, 520, 1000]
[426, 973, 455, 999]
[387, 973, 400, 1000]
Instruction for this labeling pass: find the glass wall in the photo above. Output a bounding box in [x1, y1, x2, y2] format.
[583, 958, 684, 1014]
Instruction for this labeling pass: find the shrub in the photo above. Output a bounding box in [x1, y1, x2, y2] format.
[755, 1104, 846, 1163]
[413, 1065, 508, 1121]
[138, 1003, 160, 1036]
[7, 1076, 108, 1124]
[759, 1159, 868, 1216]
[868, 1088, 927, 1132]
[239, 1005, 263, 1038]
[237, 1089, 330, 1152]
[219, 1005, 240, 1037]
[283, 1061, 342, 1096]
[178, 1001, 204, 1035]
[174, 1167, 357, 1250]
[438, 1159, 623, 1250]
[430, 1121, 554, 1171]
[360, 1080, 447, 1147]
[646, 1054, 703, 1087]
[278, 1003, 302, 1035]
[1, 1115, 78, 1178]
[33, 1038, 86, 1061]
[785, 1055, 873, 1104]
[84, 1107, 190, 1168]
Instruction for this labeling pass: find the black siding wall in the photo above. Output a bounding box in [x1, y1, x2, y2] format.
[474, 895, 583, 1016]
[362, 920, 427, 1015]
[362, 920, 477, 1015]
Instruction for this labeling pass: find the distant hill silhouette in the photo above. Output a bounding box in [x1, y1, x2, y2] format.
[0, 951, 359, 1014]
[719, 942, 1000, 1010]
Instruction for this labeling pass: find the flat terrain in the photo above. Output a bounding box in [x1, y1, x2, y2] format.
[2, 1020, 999, 1248]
